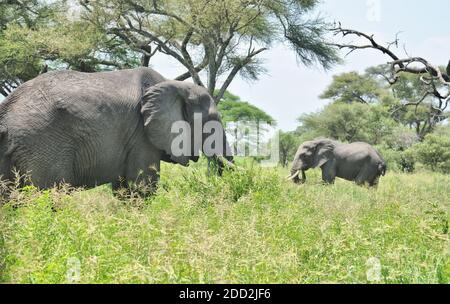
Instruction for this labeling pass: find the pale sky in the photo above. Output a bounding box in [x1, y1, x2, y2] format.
[151, 0, 450, 131]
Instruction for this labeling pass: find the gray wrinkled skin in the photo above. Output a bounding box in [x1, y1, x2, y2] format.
[290, 138, 386, 187]
[0, 67, 232, 193]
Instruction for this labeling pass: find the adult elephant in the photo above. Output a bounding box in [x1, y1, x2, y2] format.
[287, 138, 386, 187]
[0, 67, 233, 194]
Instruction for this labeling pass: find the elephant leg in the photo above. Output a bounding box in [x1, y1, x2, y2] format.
[321, 161, 336, 184]
[112, 177, 132, 199]
[112, 168, 159, 199]
[355, 175, 367, 186]
[120, 142, 161, 198]
[355, 164, 375, 186]
[127, 166, 159, 197]
[15, 155, 75, 189]
[368, 175, 380, 188]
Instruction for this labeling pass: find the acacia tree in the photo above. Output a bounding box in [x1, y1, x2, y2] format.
[298, 102, 396, 145]
[279, 131, 299, 167]
[79, 0, 339, 103]
[218, 91, 275, 156]
[377, 70, 448, 139]
[331, 24, 450, 136]
[0, 0, 53, 96]
[320, 69, 448, 139]
[0, 0, 138, 97]
[320, 71, 382, 104]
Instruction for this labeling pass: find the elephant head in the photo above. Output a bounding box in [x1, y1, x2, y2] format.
[288, 138, 336, 183]
[140, 80, 233, 167]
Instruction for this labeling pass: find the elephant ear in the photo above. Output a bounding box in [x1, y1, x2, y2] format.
[140, 81, 193, 163]
[313, 140, 335, 168]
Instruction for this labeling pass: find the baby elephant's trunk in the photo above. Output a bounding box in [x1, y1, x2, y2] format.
[378, 163, 387, 176]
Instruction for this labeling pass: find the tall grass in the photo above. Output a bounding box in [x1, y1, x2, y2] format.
[0, 159, 449, 283]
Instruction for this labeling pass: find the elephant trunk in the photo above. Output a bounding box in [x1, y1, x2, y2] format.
[288, 156, 307, 183]
[207, 130, 234, 176]
[286, 170, 306, 184]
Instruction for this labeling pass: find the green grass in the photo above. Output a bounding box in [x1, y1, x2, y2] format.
[1, 159, 449, 284]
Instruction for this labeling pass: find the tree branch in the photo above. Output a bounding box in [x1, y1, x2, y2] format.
[175, 56, 208, 81]
[332, 24, 450, 112]
[214, 47, 267, 103]
[116, 16, 204, 86]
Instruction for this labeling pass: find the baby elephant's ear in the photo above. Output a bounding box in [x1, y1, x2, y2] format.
[313, 140, 335, 168]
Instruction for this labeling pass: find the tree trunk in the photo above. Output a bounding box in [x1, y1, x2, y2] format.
[141, 54, 150, 67]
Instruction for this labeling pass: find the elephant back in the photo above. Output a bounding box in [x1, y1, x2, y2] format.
[2, 68, 166, 126]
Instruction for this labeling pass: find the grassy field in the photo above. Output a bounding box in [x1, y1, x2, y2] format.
[0, 160, 449, 284]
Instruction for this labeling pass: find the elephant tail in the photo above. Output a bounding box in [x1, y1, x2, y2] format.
[378, 162, 387, 176]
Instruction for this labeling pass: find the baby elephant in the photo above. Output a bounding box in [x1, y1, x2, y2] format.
[287, 138, 386, 187]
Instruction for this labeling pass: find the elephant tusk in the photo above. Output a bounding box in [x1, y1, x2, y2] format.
[286, 170, 300, 181]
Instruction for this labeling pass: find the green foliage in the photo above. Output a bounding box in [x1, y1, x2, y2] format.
[368, 65, 448, 139]
[0, 0, 139, 96]
[217, 91, 275, 125]
[413, 132, 450, 173]
[0, 0, 62, 94]
[298, 102, 395, 145]
[280, 16, 341, 70]
[320, 68, 448, 140]
[373, 126, 419, 173]
[279, 131, 300, 167]
[1, 164, 449, 283]
[398, 150, 416, 173]
[217, 91, 276, 161]
[383, 126, 419, 151]
[320, 72, 382, 104]
[376, 145, 416, 173]
[80, 0, 339, 99]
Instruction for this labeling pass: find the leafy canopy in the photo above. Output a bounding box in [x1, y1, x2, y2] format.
[79, 0, 340, 101]
[0, 0, 138, 97]
[218, 91, 275, 125]
[320, 71, 382, 104]
[279, 131, 300, 167]
[298, 102, 396, 145]
[319, 68, 448, 140]
[413, 128, 450, 173]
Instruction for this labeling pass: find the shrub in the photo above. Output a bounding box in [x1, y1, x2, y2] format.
[375, 145, 416, 173]
[298, 102, 396, 145]
[413, 133, 450, 173]
[398, 149, 416, 173]
[384, 126, 419, 151]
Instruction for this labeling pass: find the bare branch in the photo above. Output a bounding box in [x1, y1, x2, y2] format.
[332, 24, 450, 113]
[175, 56, 209, 81]
[118, 16, 204, 86]
[214, 47, 267, 103]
